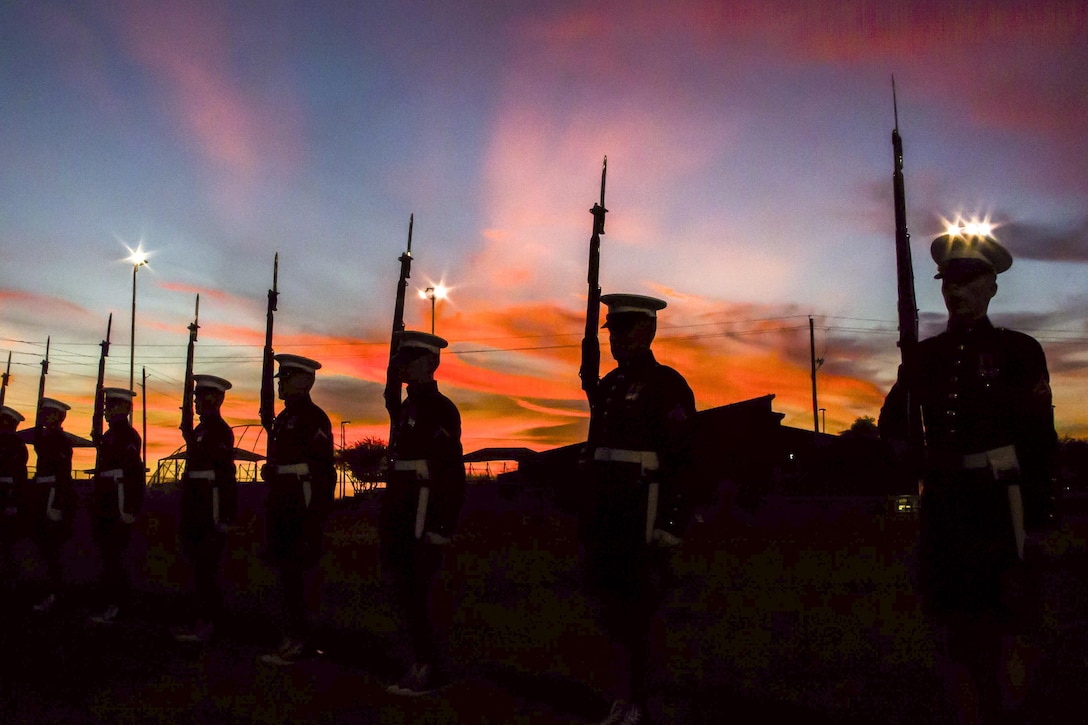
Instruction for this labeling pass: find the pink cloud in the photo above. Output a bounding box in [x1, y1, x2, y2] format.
[115, 1, 305, 181]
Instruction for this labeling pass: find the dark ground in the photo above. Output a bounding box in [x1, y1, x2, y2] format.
[1, 481, 1085, 724]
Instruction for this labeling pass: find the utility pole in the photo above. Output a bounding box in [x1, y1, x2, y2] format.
[141, 367, 148, 469]
[810, 316, 821, 433]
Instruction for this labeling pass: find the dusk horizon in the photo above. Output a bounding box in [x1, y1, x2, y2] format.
[3, 1, 1086, 467]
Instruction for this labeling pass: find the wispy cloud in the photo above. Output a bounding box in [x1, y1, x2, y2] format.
[116, 1, 305, 180]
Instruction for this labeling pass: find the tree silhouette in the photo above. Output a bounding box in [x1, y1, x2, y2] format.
[341, 436, 389, 485]
[843, 415, 879, 438]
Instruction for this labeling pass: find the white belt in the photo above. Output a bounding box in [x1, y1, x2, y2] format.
[395, 459, 431, 479]
[37, 475, 57, 484]
[187, 470, 221, 521]
[960, 445, 1019, 474]
[953, 445, 1026, 561]
[272, 464, 312, 508]
[100, 468, 124, 480]
[593, 448, 660, 472]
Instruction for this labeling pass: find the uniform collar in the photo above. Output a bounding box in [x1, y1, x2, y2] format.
[283, 393, 313, 410]
[947, 315, 994, 337]
[407, 380, 440, 398]
[617, 349, 657, 371]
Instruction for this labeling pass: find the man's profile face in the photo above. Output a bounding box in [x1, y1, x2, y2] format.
[194, 387, 224, 416]
[106, 399, 132, 423]
[277, 368, 314, 401]
[40, 407, 66, 428]
[941, 262, 997, 322]
[393, 348, 437, 384]
[607, 314, 656, 362]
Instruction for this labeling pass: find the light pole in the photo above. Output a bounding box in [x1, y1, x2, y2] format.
[126, 247, 149, 391]
[424, 287, 436, 334]
[420, 285, 447, 334]
[819, 407, 826, 434]
[340, 420, 351, 496]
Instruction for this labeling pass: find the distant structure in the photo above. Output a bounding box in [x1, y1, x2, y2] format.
[148, 424, 266, 484]
[516, 395, 912, 508]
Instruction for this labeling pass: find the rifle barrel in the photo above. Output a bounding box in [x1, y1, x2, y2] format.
[260, 255, 279, 433]
[386, 214, 415, 449]
[580, 156, 608, 400]
[0, 350, 10, 407]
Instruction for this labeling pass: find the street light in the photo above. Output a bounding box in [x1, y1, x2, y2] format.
[340, 421, 351, 495]
[126, 246, 149, 391]
[419, 284, 447, 334]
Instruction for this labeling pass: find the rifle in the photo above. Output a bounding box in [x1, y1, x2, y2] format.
[385, 214, 414, 448]
[891, 78, 924, 450]
[35, 337, 50, 430]
[579, 156, 608, 405]
[259, 255, 278, 434]
[91, 314, 113, 444]
[180, 294, 200, 443]
[0, 350, 10, 407]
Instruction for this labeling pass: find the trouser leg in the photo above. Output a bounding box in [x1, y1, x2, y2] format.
[408, 544, 443, 666]
[194, 552, 222, 622]
[280, 560, 307, 638]
[384, 539, 444, 667]
[42, 530, 65, 592]
[99, 524, 131, 606]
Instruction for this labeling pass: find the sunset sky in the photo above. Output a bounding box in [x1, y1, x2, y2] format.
[2, 1, 1087, 471]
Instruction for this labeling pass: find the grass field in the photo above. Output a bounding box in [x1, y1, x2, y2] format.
[2, 481, 1085, 724]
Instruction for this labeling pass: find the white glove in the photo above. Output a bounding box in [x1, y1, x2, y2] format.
[651, 528, 682, 548]
[46, 507, 63, 522]
[121, 512, 136, 525]
[424, 532, 451, 546]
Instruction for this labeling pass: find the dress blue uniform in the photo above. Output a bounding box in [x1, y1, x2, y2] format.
[0, 407, 29, 589]
[29, 399, 74, 603]
[879, 231, 1057, 723]
[92, 389, 144, 616]
[263, 355, 335, 650]
[179, 375, 237, 630]
[381, 331, 464, 693]
[580, 295, 697, 721]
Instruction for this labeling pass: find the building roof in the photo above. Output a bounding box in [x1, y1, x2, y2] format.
[16, 429, 94, 448]
[161, 447, 266, 463]
[463, 447, 538, 463]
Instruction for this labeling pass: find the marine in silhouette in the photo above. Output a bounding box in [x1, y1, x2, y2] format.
[174, 375, 237, 643]
[89, 388, 144, 625]
[27, 398, 75, 613]
[381, 330, 465, 695]
[880, 230, 1057, 724]
[259, 354, 335, 666]
[580, 294, 697, 725]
